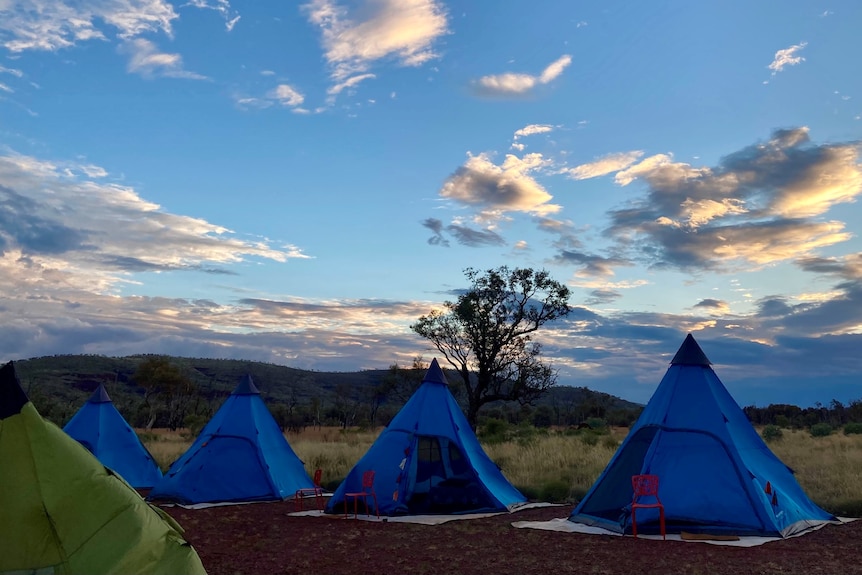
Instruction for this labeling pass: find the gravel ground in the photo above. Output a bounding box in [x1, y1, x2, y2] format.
[165, 501, 862, 575]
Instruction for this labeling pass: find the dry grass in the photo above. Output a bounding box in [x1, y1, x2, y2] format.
[764, 428, 862, 515]
[138, 425, 862, 514]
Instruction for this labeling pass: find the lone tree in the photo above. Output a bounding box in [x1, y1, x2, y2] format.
[411, 266, 572, 429]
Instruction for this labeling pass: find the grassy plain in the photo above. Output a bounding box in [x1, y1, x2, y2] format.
[141, 425, 862, 516]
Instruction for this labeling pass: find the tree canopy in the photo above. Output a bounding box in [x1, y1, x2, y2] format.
[411, 266, 572, 429]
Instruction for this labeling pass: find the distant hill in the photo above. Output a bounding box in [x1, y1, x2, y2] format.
[12, 354, 642, 427]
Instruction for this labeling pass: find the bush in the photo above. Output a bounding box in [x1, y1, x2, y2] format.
[183, 413, 207, 436]
[762, 424, 783, 442]
[478, 418, 510, 444]
[579, 432, 599, 446]
[538, 479, 573, 503]
[586, 417, 607, 430]
[843, 422, 862, 435]
[810, 422, 833, 437]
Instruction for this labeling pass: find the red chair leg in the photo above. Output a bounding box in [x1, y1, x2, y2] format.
[631, 508, 638, 538]
[659, 506, 666, 540]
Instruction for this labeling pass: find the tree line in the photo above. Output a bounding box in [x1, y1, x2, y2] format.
[743, 400, 862, 429]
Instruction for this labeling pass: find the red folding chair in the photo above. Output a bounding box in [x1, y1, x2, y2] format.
[344, 470, 379, 519]
[294, 468, 324, 512]
[631, 474, 665, 540]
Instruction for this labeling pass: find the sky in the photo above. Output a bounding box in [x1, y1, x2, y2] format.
[1, 0, 861, 408]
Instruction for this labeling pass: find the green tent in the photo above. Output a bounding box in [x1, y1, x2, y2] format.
[0, 361, 207, 575]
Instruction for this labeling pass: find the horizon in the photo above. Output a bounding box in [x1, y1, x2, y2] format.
[1, 1, 861, 409]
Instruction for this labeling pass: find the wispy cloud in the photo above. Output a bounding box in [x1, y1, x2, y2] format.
[0, 150, 309, 295]
[0, 0, 178, 52]
[121, 38, 208, 79]
[474, 55, 572, 97]
[303, 0, 448, 98]
[767, 41, 807, 75]
[422, 218, 505, 248]
[183, 0, 240, 31]
[0, 65, 23, 77]
[564, 151, 644, 180]
[234, 82, 309, 112]
[511, 124, 554, 149]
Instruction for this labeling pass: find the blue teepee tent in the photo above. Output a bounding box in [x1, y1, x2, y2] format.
[148, 374, 314, 504]
[326, 358, 527, 516]
[569, 333, 838, 537]
[63, 383, 163, 489]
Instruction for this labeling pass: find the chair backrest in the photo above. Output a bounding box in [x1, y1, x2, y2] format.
[312, 468, 322, 487]
[362, 470, 376, 490]
[632, 474, 659, 499]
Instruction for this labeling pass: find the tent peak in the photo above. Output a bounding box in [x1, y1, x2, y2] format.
[88, 383, 112, 403]
[233, 373, 260, 395]
[671, 333, 712, 366]
[0, 360, 28, 420]
[423, 358, 448, 386]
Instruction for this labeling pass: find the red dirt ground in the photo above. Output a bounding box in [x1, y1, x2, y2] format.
[165, 502, 862, 575]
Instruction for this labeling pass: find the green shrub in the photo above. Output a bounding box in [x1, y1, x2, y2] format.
[762, 424, 783, 442]
[601, 435, 619, 450]
[579, 432, 599, 446]
[586, 417, 607, 430]
[538, 479, 573, 503]
[183, 413, 207, 436]
[810, 422, 833, 437]
[478, 418, 510, 444]
[843, 422, 862, 435]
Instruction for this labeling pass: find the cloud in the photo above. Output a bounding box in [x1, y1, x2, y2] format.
[438, 152, 561, 218]
[551, 249, 631, 278]
[693, 298, 730, 315]
[511, 124, 554, 149]
[565, 151, 644, 180]
[121, 38, 208, 79]
[604, 127, 862, 271]
[0, 65, 23, 77]
[768, 42, 807, 75]
[584, 289, 621, 305]
[271, 83, 305, 107]
[327, 73, 376, 97]
[183, 0, 240, 31]
[0, 0, 178, 52]
[444, 223, 506, 247]
[234, 82, 309, 112]
[0, 150, 309, 297]
[797, 253, 862, 280]
[474, 55, 572, 97]
[514, 124, 554, 139]
[421, 217, 505, 248]
[303, 0, 448, 94]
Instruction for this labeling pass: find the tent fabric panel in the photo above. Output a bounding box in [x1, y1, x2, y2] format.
[438, 391, 525, 510]
[63, 401, 163, 489]
[572, 426, 658, 524]
[0, 402, 206, 575]
[149, 384, 313, 504]
[0, 406, 65, 571]
[152, 436, 275, 504]
[248, 398, 314, 498]
[326, 430, 411, 516]
[635, 429, 768, 535]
